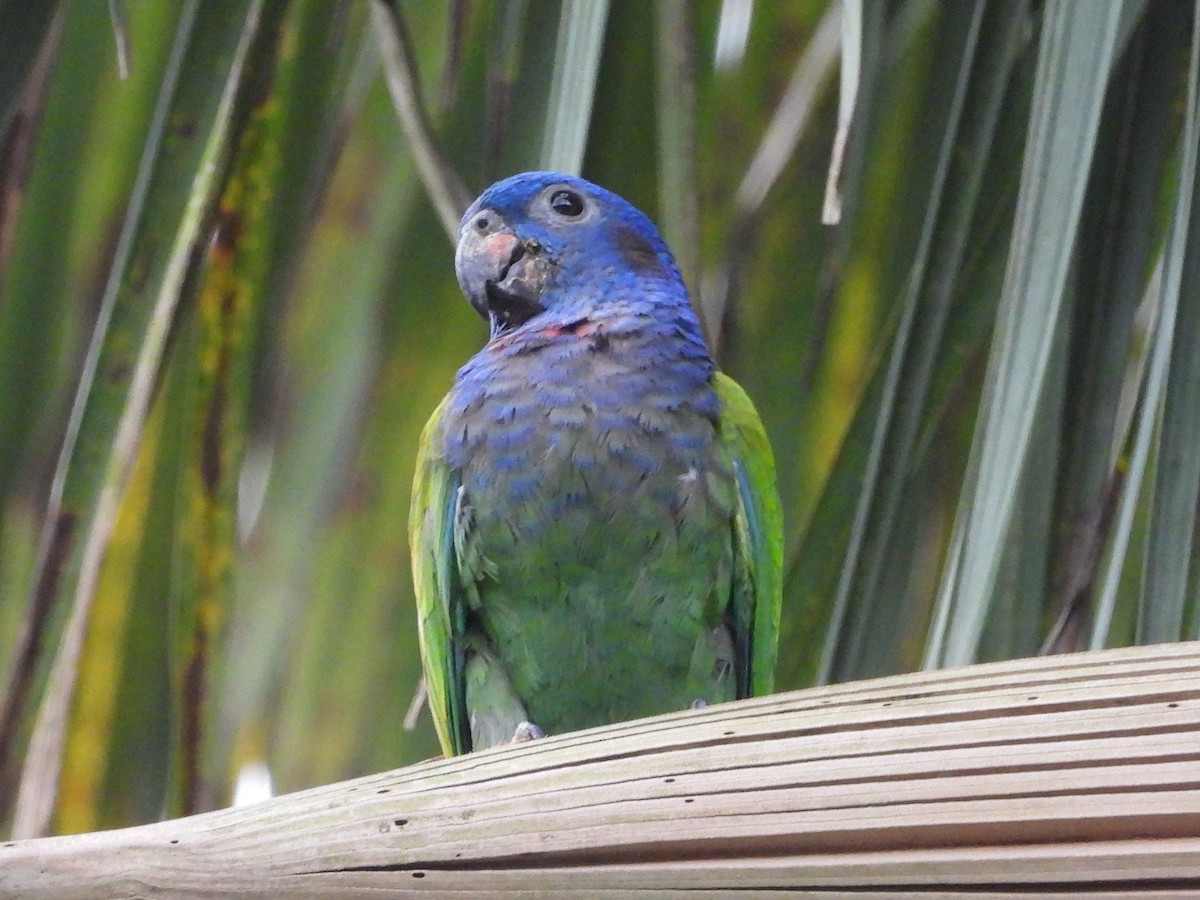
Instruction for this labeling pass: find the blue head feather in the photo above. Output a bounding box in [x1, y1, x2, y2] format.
[456, 172, 698, 334]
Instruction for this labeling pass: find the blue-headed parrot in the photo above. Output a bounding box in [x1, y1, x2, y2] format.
[410, 172, 782, 754]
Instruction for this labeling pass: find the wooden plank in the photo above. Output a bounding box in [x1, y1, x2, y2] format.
[3, 642, 1200, 897]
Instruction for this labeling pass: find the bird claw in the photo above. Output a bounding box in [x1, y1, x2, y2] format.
[690, 698, 709, 709]
[511, 721, 545, 743]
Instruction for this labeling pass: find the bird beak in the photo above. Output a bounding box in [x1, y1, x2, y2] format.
[456, 210, 546, 333]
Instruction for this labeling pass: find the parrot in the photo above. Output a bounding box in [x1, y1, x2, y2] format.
[409, 171, 782, 755]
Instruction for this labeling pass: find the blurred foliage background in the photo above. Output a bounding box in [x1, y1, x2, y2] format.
[1, 0, 1198, 840]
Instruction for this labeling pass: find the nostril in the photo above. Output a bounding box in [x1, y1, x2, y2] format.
[474, 214, 490, 232]
[497, 240, 525, 279]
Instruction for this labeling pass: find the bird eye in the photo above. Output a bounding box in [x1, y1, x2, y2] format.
[548, 189, 586, 218]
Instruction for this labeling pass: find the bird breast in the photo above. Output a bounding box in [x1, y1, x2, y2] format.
[441, 319, 734, 554]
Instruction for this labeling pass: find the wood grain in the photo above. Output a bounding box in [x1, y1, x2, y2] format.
[3, 641, 1199, 897]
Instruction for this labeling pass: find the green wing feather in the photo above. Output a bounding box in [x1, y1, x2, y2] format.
[713, 372, 784, 697]
[409, 396, 468, 756]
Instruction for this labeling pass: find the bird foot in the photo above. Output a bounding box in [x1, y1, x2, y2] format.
[511, 721, 545, 743]
[690, 699, 709, 709]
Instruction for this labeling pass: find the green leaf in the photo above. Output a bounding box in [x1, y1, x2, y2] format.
[1138, 2, 1200, 644]
[0, 7, 184, 832]
[57, 342, 178, 834]
[821, 0, 1026, 682]
[1044, 1, 1186, 652]
[3, 0, 272, 838]
[214, 7, 422, 793]
[539, 0, 609, 174]
[371, 0, 471, 238]
[164, 0, 293, 817]
[926, 0, 1125, 669]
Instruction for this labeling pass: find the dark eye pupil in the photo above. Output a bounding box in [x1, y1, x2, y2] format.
[550, 189, 584, 217]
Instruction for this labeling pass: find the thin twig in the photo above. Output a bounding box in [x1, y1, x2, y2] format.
[822, 0, 861, 224]
[482, 0, 530, 184]
[0, 7, 64, 283]
[107, 0, 132, 79]
[733, 3, 842, 217]
[370, 0, 472, 241]
[402, 676, 427, 732]
[655, 1, 701, 327]
[438, 0, 469, 114]
[702, 5, 842, 355]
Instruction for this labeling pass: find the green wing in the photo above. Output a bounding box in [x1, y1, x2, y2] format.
[713, 372, 784, 697]
[409, 395, 468, 756]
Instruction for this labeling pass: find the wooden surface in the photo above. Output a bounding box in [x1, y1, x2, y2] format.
[3, 641, 1200, 897]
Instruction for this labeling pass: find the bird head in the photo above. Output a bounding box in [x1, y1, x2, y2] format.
[455, 172, 687, 337]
